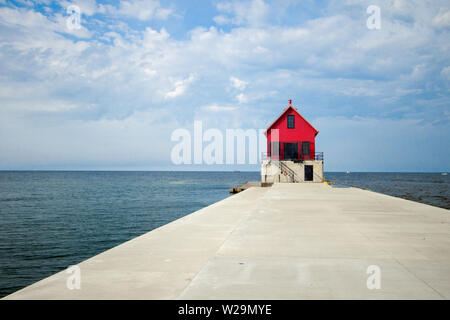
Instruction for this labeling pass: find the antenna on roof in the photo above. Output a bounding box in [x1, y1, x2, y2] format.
[289, 99, 292, 106]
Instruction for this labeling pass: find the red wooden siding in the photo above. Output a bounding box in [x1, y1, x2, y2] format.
[266, 105, 318, 160]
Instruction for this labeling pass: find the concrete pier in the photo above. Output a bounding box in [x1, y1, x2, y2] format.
[4, 183, 450, 299]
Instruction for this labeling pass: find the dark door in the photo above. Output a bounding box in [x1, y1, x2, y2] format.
[283, 143, 298, 160]
[305, 165, 313, 181]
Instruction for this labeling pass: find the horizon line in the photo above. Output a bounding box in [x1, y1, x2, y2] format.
[0, 170, 448, 174]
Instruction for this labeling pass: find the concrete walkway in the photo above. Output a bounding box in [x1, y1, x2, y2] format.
[4, 184, 450, 299]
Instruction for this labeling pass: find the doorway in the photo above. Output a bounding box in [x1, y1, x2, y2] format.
[283, 143, 298, 160]
[305, 165, 313, 181]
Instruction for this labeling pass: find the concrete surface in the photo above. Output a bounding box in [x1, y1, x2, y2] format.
[229, 181, 262, 193]
[261, 160, 323, 183]
[4, 183, 450, 299]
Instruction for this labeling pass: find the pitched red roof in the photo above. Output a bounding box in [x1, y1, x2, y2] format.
[265, 105, 319, 136]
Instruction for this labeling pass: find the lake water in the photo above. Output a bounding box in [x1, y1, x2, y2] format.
[0, 171, 448, 297]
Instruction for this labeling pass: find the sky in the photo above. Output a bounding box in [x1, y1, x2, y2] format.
[0, 0, 449, 172]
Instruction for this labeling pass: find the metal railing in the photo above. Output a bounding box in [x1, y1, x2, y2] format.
[261, 151, 324, 161]
[273, 159, 323, 183]
[278, 160, 296, 182]
[262, 156, 324, 183]
[314, 152, 324, 161]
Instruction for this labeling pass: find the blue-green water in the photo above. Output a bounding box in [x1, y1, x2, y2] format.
[0, 171, 448, 298]
[0, 171, 259, 298]
[325, 172, 449, 209]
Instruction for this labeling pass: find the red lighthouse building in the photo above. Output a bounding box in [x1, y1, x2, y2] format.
[265, 100, 319, 161]
[262, 100, 323, 183]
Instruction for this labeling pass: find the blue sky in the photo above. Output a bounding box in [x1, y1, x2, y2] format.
[0, 0, 449, 171]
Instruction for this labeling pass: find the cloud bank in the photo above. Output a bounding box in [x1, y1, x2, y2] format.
[0, 0, 448, 171]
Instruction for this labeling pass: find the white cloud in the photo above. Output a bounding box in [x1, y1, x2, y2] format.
[433, 9, 450, 28]
[144, 68, 158, 76]
[236, 93, 248, 103]
[213, 15, 230, 25]
[60, 0, 99, 16]
[0, 0, 449, 169]
[230, 76, 248, 90]
[0, 6, 93, 39]
[142, 26, 170, 47]
[395, 88, 423, 96]
[214, 0, 269, 26]
[441, 66, 450, 80]
[104, 0, 173, 21]
[165, 74, 196, 99]
[154, 7, 172, 20]
[202, 105, 239, 112]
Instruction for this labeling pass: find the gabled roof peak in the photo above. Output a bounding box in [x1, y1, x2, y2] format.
[265, 101, 319, 136]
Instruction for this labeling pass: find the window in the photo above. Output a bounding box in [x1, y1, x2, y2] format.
[302, 141, 310, 156]
[287, 115, 295, 128]
[270, 142, 280, 156]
